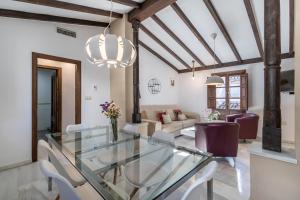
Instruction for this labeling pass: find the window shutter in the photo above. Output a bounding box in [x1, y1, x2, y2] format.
[240, 74, 248, 110]
[207, 85, 216, 109]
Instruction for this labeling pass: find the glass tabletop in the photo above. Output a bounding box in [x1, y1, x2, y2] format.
[47, 126, 212, 200]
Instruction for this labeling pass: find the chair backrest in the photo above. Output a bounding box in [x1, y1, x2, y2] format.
[38, 140, 78, 186]
[39, 160, 80, 200]
[181, 161, 218, 200]
[65, 124, 84, 134]
[122, 123, 139, 134]
[152, 131, 175, 145]
[195, 122, 239, 157]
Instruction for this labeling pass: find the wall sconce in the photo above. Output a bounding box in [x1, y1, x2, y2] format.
[170, 79, 175, 86]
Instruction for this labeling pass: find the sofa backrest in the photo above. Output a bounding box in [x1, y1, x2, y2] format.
[141, 105, 180, 121]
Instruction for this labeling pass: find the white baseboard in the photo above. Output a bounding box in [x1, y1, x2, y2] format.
[0, 160, 32, 172]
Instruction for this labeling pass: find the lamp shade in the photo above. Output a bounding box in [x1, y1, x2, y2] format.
[205, 75, 224, 86]
[85, 34, 136, 68]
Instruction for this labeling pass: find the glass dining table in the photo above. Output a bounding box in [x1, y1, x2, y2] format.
[46, 126, 213, 200]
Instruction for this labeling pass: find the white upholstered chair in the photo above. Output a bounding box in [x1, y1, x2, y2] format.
[121, 123, 139, 134]
[65, 124, 84, 134]
[181, 161, 218, 200]
[39, 160, 103, 200]
[38, 140, 86, 187]
[152, 130, 175, 145]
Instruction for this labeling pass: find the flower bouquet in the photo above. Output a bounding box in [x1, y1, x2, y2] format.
[208, 110, 221, 121]
[100, 101, 121, 142]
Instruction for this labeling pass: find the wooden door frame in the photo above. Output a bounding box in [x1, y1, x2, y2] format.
[38, 65, 62, 133]
[32, 52, 81, 162]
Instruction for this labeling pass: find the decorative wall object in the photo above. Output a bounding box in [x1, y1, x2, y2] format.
[170, 79, 175, 86]
[148, 78, 161, 94]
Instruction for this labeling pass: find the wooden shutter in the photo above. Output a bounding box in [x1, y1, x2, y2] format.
[240, 74, 248, 110]
[207, 85, 216, 109]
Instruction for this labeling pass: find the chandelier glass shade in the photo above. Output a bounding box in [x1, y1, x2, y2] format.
[85, 33, 136, 68]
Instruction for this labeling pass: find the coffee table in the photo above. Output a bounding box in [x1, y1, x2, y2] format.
[180, 126, 196, 138]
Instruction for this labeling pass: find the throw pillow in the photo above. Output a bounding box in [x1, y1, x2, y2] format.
[178, 113, 187, 121]
[173, 109, 182, 121]
[157, 112, 166, 124]
[162, 114, 172, 124]
[166, 109, 176, 121]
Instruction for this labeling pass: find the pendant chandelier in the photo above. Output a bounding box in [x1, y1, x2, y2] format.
[192, 60, 195, 80]
[204, 33, 224, 86]
[85, 0, 136, 68]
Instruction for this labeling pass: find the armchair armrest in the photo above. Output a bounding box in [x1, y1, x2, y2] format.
[183, 112, 200, 121]
[142, 119, 162, 137]
[225, 114, 244, 122]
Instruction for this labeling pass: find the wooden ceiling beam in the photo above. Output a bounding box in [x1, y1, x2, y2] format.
[203, 0, 242, 62]
[128, 0, 176, 22]
[152, 14, 205, 66]
[289, 0, 295, 54]
[139, 40, 179, 72]
[171, 3, 222, 65]
[243, 0, 264, 58]
[0, 9, 108, 27]
[15, 0, 123, 18]
[140, 24, 191, 69]
[111, 0, 140, 8]
[178, 52, 294, 73]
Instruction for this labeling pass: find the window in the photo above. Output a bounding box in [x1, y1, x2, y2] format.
[207, 70, 248, 116]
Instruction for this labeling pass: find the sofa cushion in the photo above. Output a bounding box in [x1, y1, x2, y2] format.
[174, 109, 182, 121]
[162, 114, 172, 124]
[178, 113, 187, 121]
[162, 121, 183, 133]
[145, 110, 161, 121]
[166, 109, 176, 121]
[157, 112, 166, 124]
[182, 119, 198, 128]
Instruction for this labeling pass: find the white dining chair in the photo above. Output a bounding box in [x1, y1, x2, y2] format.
[181, 161, 218, 200]
[39, 160, 103, 200]
[121, 123, 139, 134]
[65, 124, 84, 134]
[38, 140, 86, 187]
[152, 130, 175, 145]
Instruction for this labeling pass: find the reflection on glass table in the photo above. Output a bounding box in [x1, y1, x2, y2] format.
[47, 126, 212, 200]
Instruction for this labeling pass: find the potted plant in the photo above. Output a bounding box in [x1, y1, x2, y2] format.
[100, 101, 121, 142]
[208, 110, 221, 121]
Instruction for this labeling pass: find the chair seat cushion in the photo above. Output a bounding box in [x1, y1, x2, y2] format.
[162, 121, 183, 133]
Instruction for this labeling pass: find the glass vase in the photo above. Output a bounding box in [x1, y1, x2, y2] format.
[110, 118, 118, 142]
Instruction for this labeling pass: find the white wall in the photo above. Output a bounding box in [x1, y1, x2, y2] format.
[139, 46, 179, 105]
[178, 58, 295, 142]
[37, 69, 55, 131]
[0, 18, 110, 168]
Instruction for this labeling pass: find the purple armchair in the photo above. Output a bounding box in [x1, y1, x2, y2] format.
[195, 122, 240, 157]
[226, 113, 259, 140]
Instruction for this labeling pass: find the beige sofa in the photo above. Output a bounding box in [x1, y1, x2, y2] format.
[141, 105, 200, 137]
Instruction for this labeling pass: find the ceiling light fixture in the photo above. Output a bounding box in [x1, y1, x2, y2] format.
[204, 33, 224, 86]
[85, 0, 136, 68]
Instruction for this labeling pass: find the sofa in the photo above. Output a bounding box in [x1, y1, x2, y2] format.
[141, 105, 200, 137]
[226, 113, 259, 140]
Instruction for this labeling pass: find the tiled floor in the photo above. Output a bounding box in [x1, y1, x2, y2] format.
[0, 135, 250, 200]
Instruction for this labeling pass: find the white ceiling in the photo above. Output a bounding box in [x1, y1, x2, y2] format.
[0, 0, 141, 22]
[140, 0, 292, 70]
[0, 0, 292, 71]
